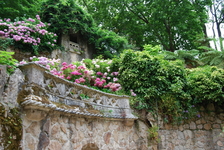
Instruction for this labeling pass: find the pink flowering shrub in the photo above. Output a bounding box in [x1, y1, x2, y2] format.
[0, 15, 58, 54]
[18, 57, 122, 93]
[81, 58, 122, 92]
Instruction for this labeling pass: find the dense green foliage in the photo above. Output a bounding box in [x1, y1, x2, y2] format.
[0, 0, 41, 20]
[187, 66, 224, 104]
[78, 0, 212, 51]
[200, 50, 224, 68]
[113, 49, 189, 108]
[93, 29, 128, 58]
[40, 0, 95, 37]
[111, 45, 224, 123]
[40, 0, 129, 58]
[0, 51, 18, 74]
[164, 49, 202, 68]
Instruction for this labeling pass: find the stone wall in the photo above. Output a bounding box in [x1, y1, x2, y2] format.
[22, 111, 149, 150]
[158, 107, 224, 150]
[1, 62, 224, 150]
[0, 63, 152, 150]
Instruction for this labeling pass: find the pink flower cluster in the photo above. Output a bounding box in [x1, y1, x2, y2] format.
[104, 82, 121, 92]
[29, 56, 60, 67]
[0, 15, 57, 47]
[130, 90, 137, 96]
[18, 57, 123, 93]
[58, 62, 91, 85]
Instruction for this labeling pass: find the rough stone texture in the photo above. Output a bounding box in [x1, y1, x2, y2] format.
[0, 126, 3, 150]
[1, 68, 24, 107]
[0, 65, 7, 101]
[158, 110, 224, 150]
[22, 114, 149, 150]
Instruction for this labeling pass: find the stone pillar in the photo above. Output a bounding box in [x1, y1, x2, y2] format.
[19, 63, 44, 86]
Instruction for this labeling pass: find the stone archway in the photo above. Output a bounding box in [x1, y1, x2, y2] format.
[81, 143, 99, 150]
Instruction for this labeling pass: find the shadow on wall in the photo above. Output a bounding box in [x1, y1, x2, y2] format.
[82, 143, 99, 150]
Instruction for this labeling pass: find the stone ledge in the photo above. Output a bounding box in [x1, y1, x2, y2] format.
[21, 98, 137, 120]
[18, 63, 137, 120]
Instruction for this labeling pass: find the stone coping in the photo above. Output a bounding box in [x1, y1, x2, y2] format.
[18, 63, 137, 120]
[21, 99, 137, 120]
[18, 62, 130, 99]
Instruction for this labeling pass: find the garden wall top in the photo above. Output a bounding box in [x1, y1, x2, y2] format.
[18, 63, 137, 120]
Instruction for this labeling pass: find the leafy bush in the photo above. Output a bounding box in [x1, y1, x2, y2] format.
[114, 49, 189, 108]
[0, 51, 18, 74]
[0, 38, 13, 50]
[110, 46, 224, 123]
[93, 29, 128, 58]
[111, 46, 202, 123]
[186, 66, 224, 105]
[40, 0, 95, 37]
[0, 15, 58, 54]
[200, 50, 224, 68]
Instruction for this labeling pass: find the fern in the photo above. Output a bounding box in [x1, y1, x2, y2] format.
[200, 50, 224, 68]
[164, 50, 201, 68]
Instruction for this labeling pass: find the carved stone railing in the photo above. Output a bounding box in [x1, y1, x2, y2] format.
[18, 63, 137, 121]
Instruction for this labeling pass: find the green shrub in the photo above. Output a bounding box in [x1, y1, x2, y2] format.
[186, 66, 224, 105]
[0, 51, 18, 74]
[116, 49, 189, 107]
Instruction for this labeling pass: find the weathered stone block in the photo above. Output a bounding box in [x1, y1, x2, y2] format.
[3, 68, 24, 107]
[190, 122, 196, 129]
[25, 109, 47, 121]
[0, 65, 7, 100]
[19, 63, 45, 86]
[204, 123, 212, 130]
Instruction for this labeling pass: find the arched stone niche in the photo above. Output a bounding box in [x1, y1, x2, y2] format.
[81, 143, 99, 150]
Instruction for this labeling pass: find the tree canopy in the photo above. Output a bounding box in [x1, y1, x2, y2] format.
[78, 0, 212, 51]
[0, 0, 41, 20]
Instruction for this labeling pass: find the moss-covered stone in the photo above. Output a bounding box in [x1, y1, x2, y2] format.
[0, 104, 22, 150]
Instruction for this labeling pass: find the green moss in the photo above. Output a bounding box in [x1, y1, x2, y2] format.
[0, 104, 22, 150]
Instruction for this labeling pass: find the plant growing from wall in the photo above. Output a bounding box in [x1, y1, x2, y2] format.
[79, 93, 89, 100]
[0, 38, 13, 50]
[147, 125, 159, 144]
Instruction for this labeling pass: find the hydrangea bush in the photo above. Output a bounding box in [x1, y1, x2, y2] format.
[19, 57, 123, 94]
[0, 15, 57, 54]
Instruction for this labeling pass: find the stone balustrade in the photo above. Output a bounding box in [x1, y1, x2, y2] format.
[18, 63, 137, 121]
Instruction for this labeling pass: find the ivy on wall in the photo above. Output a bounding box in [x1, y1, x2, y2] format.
[40, 0, 129, 58]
